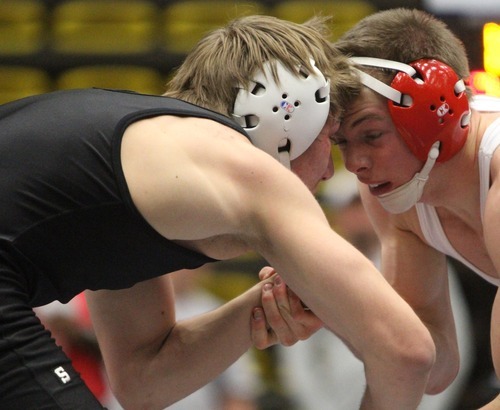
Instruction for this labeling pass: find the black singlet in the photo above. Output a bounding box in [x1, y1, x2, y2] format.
[0, 88, 249, 307]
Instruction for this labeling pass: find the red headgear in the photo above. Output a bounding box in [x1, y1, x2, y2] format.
[351, 57, 470, 162]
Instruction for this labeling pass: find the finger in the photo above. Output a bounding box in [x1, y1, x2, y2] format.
[287, 288, 324, 338]
[250, 307, 277, 349]
[262, 280, 299, 346]
[261, 282, 294, 341]
[261, 283, 282, 325]
[288, 287, 310, 315]
[258, 266, 276, 281]
[271, 275, 293, 321]
[261, 281, 323, 346]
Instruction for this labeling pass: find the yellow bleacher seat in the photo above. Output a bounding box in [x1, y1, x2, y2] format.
[56, 65, 165, 95]
[0, 0, 47, 55]
[162, 0, 269, 54]
[0, 66, 52, 105]
[51, 0, 159, 54]
[271, 0, 377, 40]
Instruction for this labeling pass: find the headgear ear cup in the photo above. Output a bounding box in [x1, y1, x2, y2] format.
[232, 59, 330, 168]
[389, 59, 470, 162]
[350, 57, 471, 163]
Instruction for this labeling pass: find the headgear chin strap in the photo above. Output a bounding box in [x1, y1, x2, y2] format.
[377, 141, 440, 214]
[350, 57, 470, 163]
[231, 59, 330, 169]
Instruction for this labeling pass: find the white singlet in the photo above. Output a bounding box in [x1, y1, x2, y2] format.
[416, 96, 500, 287]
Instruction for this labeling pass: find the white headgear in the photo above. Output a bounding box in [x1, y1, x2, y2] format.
[232, 59, 330, 168]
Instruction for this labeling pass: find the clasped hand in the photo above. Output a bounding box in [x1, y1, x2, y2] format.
[251, 266, 324, 349]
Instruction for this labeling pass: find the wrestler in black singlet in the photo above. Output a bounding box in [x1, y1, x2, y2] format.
[0, 89, 249, 409]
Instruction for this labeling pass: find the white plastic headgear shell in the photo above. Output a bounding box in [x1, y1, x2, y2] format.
[231, 59, 330, 168]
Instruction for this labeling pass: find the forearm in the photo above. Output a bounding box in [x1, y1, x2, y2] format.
[89, 280, 265, 410]
[360, 351, 433, 410]
[258, 229, 435, 407]
[405, 280, 460, 394]
[359, 319, 456, 409]
[419, 317, 460, 394]
[144, 290, 261, 407]
[327, 320, 433, 410]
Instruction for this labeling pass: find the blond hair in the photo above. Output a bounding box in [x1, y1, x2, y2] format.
[164, 14, 360, 118]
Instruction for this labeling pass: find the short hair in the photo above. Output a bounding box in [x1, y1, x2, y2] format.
[164, 14, 360, 119]
[335, 8, 470, 94]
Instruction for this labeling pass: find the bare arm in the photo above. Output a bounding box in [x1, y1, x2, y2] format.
[86, 275, 273, 409]
[251, 266, 324, 348]
[359, 183, 460, 395]
[243, 174, 434, 409]
[85, 117, 328, 409]
[90, 117, 434, 409]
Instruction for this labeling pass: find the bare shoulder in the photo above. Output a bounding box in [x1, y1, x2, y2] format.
[121, 114, 292, 195]
[122, 115, 252, 163]
[120, 114, 305, 243]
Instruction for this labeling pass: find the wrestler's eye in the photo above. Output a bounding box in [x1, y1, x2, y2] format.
[360, 132, 383, 144]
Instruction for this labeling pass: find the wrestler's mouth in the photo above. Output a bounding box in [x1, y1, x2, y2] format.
[368, 181, 392, 196]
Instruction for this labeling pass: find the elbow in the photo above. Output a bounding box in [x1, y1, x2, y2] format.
[426, 380, 451, 396]
[108, 369, 158, 410]
[425, 354, 460, 395]
[108, 374, 139, 410]
[402, 342, 435, 380]
[397, 329, 436, 382]
[112, 386, 156, 410]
